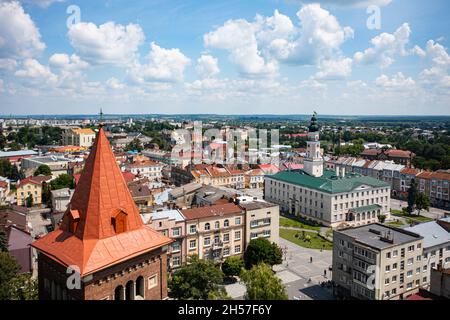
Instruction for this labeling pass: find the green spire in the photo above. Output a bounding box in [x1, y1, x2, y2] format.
[308, 111, 319, 132]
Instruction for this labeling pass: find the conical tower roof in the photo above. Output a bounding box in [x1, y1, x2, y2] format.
[32, 126, 172, 276]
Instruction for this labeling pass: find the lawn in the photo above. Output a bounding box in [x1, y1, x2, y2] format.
[385, 220, 406, 228]
[280, 229, 333, 250]
[279, 216, 321, 231]
[390, 210, 433, 223]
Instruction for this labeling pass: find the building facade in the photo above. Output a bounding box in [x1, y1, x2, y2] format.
[63, 128, 96, 148]
[333, 223, 424, 300]
[181, 203, 245, 262]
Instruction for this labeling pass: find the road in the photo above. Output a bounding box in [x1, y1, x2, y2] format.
[390, 198, 449, 220]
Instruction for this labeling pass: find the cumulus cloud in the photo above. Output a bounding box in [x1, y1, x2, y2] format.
[203, 4, 352, 77]
[196, 54, 220, 78]
[0, 58, 17, 70]
[354, 23, 411, 68]
[15, 58, 57, 85]
[0, 1, 45, 59]
[127, 42, 190, 83]
[68, 21, 144, 66]
[0, 0, 64, 7]
[106, 77, 125, 90]
[49, 53, 89, 72]
[314, 57, 353, 79]
[375, 72, 415, 89]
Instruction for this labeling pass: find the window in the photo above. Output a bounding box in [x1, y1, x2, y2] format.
[392, 275, 397, 283]
[172, 242, 180, 252]
[386, 252, 391, 259]
[234, 245, 241, 254]
[235, 217, 241, 225]
[392, 263, 397, 270]
[189, 225, 196, 234]
[172, 256, 181, 267]
[407, 270, 413, 277]
[223, 233, 230, 242]
[223, 247, 230, 256]
[393, 250, 398, 257]
[224, 219, 229, 227]
[385, 278, 390, 285]
[204, 237, 210, 246]
[407, 282, 413, 290]
[172, 227, 180, 237]
[408, 245, 415, 252]
[385, 265, 390, 272]
[407, 258, 413, 265]
[148, 275, 158, 289]
[189, 240, 196, 250]
[235, 231, 241, 240]
[214, 221, 220, 229]
[204, 223, 210, 231]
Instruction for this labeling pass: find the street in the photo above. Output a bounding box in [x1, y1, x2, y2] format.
[390, 198, 449, 220]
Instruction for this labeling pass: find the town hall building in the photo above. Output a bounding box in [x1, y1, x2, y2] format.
[264, 113, 391, 228]
[32, 126, 173, 300]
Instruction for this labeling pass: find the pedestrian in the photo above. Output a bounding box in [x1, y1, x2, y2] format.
[324, 269, 327, 277]
[310, 256, 313, 263]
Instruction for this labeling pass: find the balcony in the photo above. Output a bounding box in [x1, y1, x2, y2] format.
[213, 241, 223, 250]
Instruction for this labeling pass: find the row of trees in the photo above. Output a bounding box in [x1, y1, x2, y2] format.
[406, 180, 431, 216]
[168, 238, 287, 300]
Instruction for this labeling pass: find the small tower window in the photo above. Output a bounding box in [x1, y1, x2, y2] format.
[69, 209, 80, 233]
[112, 210, 128, 234]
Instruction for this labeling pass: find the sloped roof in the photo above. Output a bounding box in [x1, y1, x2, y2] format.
[181, 203, 243, 220]
[405, 220, 450, 248]
[267, 169, 389, 194]
[32, 126, 172, 276]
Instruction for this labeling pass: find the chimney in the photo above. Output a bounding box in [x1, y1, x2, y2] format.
[335, 166, 340, 177]
[341, 167, 346, 177]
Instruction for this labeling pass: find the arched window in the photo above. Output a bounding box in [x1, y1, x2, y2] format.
[125, 281, 135, 300]
[215, 221, 220, 229]
[115, 285, 124, 300]
[205, 223, 210, 231]
[136, 276, 144, 299]
[224, 219, 229, 227]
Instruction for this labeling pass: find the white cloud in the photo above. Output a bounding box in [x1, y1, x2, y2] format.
[0, 1, 45, 59]
[375, 72, 415, 89]
[0, 0, 64, 7]
[68, 21, 144, 66]
[127, 42, 190, 83]
[354, 23, 411, 68]
[196, 54, 220, 78]
[0, 58, 17, 70]
[414, 40, 450, 91]
[315, 57, 352, 79]
[15, 58, 57, 85]
[106, 77, 125, 90]
[49, 53, 89, 72]
[203, 4, 352, 77]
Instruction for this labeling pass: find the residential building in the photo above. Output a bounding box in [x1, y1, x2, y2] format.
[141, 210, 186, 270]
[16, 176, 52, 206]
[181, 203, 245, 262]
[0, 177, 10, 204]
[333, 223, 424, 300]
[360, 149, 415, 167]
[31, 126, 172, 300]
[416, 171, 450, 210]
[21, 156, 71, 178]
[124, 160, 163, 182]
[265, 114, 391, 228]
[236, 196, 279, 246]
[405, 218, 450, 289]
[429, 266, 450, 299]
[63, 128, 96, 148]
[190, 164, 245, 189]
[50, 188, 74, 212]
[245, 169, 264, 189]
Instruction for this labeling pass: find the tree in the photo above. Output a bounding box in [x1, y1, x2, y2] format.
[8, 273, 38, 300]
[377, 214, 387, 224]
[415, 193, 431, 216]
[50, 174, 74, 190]
[25, 194, 33, 208]
[243, 238, 283, 269]
[0, 252, 20, 299]
[125, 138, 143, 152]
[0, 231, 8, 252]
[222, 256, 244, 278]
[168, 255, 226, 300]
[34, 164, 52, 177]
[241, 263, 288, 300]
[407, 179, 418, 214]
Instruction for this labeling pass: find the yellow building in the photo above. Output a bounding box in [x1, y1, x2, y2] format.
[16, 176, 51, 206]
[63, 128, 96, 148]
[181, 203, 245, 262]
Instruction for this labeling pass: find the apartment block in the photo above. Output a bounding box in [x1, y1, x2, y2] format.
[333, 223, 424, 300]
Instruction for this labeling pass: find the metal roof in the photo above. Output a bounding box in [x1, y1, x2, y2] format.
[405, 221, 450, 249]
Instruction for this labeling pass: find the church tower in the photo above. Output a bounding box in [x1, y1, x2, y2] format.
[303, 112, 323, 177]
[32, 126, 173, 300]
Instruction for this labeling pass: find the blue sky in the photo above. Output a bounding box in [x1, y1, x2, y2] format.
[0, 0, 449, 115]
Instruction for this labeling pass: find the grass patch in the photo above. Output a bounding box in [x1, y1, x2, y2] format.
[279, 216, 321, 231]
[390, 210, 433, 223]
[280, 229, 332, 250]
[385, 221, 405, 228]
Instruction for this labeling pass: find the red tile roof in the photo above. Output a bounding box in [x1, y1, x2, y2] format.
[181, 203, 243, 220]
[17, 176, 52, 188]
[417, 171, 450, 181]
[32, 127, 172, 276]
[401, 168, 421, 175]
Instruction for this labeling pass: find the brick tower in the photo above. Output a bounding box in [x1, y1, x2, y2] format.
[32, 126, 173, 300]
